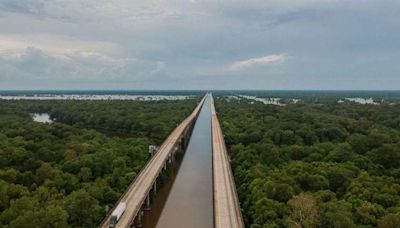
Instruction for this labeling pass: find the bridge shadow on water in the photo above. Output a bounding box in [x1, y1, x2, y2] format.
[141, 151, 185, 228]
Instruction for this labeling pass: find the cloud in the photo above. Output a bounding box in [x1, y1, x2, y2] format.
[229, 54, 288, 71]
[0, 34, 118, 58]
[0, 0, 44, 14]
[0, 0, 400, 89]
[0, 46, 131, 80]
[0, 34, 167, 87]
[0, 0, 196, 25]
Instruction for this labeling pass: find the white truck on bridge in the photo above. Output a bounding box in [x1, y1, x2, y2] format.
[109, 202, 126, 228]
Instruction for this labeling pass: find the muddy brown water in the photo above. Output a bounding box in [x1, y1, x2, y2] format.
[141, 95, 213, 228]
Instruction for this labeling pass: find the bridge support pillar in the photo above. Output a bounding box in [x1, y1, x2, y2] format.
[134, 211, 143, 227]
[174, 145, 181, 155]
[153, 181, 157, 194]
[168, 153, 172, 164]
[180, 137, 185, 151]
[144, 194, 151, 210]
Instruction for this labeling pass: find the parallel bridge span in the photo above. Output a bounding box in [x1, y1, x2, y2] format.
[211, 95, 245, 228]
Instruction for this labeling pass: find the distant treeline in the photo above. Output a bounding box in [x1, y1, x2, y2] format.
[0, 90, 206, 96]
[213, 91, 400, 104]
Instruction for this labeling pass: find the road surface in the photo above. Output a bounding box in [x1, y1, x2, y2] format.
[211, 95, 244, 228]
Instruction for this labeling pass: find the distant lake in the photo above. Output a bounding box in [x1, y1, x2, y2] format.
[340, 97, 379, 105]
[32, 113, 52, 123]
[0, 95, 191, 101]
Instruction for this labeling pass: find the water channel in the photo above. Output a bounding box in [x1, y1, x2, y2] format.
[142, 95, 213, 228]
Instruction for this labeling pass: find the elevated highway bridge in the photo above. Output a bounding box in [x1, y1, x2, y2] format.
[100, 94, 243, 228]
[211, 96, 244, 228]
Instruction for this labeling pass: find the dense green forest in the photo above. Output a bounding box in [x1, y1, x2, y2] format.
[0, 99, 197, 227]
[2, 92, 400, 228]
[216, 97, 400, 228]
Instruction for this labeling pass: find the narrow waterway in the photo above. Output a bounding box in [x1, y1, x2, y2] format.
[142, 95, 213, 228]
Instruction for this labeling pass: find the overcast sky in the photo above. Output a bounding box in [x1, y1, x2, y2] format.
[0, 0, 399, 90]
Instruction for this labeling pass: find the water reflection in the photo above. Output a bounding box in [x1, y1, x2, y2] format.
[142, 95, 213, 228]
[155, 95, 213, 228]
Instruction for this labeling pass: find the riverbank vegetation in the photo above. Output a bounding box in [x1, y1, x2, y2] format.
[0, 99, 197, 227]
[216, 97, 400, 227]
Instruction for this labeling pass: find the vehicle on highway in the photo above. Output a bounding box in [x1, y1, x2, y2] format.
[109, 202, 126, 228]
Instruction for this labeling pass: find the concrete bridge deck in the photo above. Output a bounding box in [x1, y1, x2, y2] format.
[211, 95, 244, 228]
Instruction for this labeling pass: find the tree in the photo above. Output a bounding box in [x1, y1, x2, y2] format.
[78, 167, 92, 182]
[36, 163, 55, 184]
[66, 189, 103, 227]
[8, 205, 68, 228]
[285, 193, 318, 228]
[378, 213, 400, 228]
[367, 145, 400, 169]
[39, 205, 68, 228]
[354, 201, 385, 226]
[317, 200, 355, 228]
[349, 133, 370, 154]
